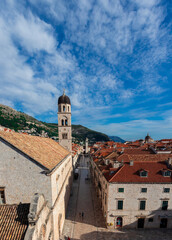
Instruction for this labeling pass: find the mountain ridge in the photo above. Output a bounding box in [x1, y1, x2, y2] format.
[0, 104, 125, 143]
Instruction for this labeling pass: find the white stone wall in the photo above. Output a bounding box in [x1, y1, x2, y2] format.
[107, 183, 172, 229]
[24, 194, 53, 240]
[0, 139, 52, 205]
[73, 153, 79, 168]
[50, 154, 73, 240]
[50, 155, 72, 205]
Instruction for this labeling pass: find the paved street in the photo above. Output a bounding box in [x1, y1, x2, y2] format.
[62, 155, 172, 240]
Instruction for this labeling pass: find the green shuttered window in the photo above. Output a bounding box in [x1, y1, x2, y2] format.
[118, 200, 123, 210]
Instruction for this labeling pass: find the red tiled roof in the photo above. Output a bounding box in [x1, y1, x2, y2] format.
[106, 161, 172, 183]
[0, 131, 70, 171]
[0, 203, 29, 240]
[123, 148, 152, 155]
[117, 153, 172, 162]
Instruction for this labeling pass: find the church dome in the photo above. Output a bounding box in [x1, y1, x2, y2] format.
[145, 133, 154, 143]
[58, 92, 71, 105]
[145, 134, 151, 141]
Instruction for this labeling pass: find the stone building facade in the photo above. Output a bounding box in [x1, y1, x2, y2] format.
[25, 193, 53, 240]
[0, 130, 73, 240]
[0, 93, 75, 239]
[90, 147, 172, 229]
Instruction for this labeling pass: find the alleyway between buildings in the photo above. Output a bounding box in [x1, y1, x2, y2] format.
[62, 155, 106, 240]
[62, 155, 172, 240]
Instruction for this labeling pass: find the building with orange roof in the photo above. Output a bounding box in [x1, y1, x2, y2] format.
[0, 129, 73, 240]
[90, 142, 172, 229]
[0, 93, 74, 240]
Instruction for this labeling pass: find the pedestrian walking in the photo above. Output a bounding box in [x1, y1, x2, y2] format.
[81, 211, 84, 220]
[67, 237, 70, 240]
[79, 212, 81, 218]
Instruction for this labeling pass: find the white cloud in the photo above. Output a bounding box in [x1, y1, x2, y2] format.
[133, 0, 159, 8]
[94, 115, 172, 141]
[13, 12, 57, 53]
[0, 0, 171, 139]
[0, 11, 60, 115]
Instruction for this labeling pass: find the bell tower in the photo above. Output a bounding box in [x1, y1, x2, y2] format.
[58, 90, 72, 152]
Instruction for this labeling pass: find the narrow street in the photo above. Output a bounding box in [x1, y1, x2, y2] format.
[62, 155, 172, 240]
[62, 155, 105, 240]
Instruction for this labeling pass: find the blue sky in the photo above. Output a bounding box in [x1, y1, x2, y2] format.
[0, 0, 172, 140]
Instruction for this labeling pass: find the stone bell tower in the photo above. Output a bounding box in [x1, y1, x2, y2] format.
[58, 90, 72, 152]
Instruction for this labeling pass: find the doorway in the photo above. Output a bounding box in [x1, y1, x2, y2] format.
[138, 218, 145, 228]
[116, 217, 123, 227]
[160, 218, 168, 228]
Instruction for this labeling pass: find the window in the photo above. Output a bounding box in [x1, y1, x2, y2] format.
[162, 201, 168, 210]
[164, 188, 170, 193]
[148, 218, 153, 222]
[118, 188, 124, 193]
[163, 171, 171, 177]
[140, 200, 146, 210]
[65, 119, 68, 126]
[63, 106, 65, 112]
[0, 188, 5, 204]
[141, 188, 147, 193]
[110, 171, 115, 175]
[68, 106, 70, 111]
[117, 200, 123, 210]
[62, 133, 67, 139]
[61, 119, 64, 126]
[140, 170, 148, 177]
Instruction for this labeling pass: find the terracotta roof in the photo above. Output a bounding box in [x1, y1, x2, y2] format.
[105, 161, 172, 183]
[117, 152, 172, 162]
[0, 203, 29, 240]
[123, 148, 153, 155]
[105, 151, 118, 160]
[0, 131, 70, 171]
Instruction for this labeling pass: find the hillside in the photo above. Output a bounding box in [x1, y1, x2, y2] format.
[0, 104, 110, 143]
[109, 136, 125, 143]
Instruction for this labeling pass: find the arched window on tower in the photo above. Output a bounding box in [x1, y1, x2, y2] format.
[68, 106, 70, 112]
[65, 119, 68, 126]
[62, 133, 67, 139]
[63, 106, 65, 112]
[62, 119, 64, 126]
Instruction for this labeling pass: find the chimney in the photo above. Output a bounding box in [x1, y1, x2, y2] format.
[129, 160, 134, 166]
[113, 161, 120, 168]
[120, 147, 124, 154]
[167, 158, 172, 167]
[105, 159, 109, 165]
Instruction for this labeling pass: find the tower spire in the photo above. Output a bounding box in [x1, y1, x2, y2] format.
[58, 91, 71, 152]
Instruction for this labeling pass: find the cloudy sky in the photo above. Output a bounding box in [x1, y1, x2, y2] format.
[0, 0, 172, 140]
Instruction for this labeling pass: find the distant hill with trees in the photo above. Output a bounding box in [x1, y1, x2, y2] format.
[0, 104, 125, 143]
[109, 136, 125, 143]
